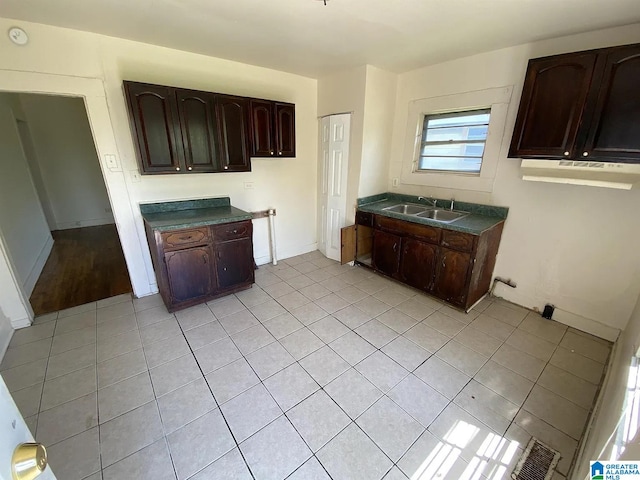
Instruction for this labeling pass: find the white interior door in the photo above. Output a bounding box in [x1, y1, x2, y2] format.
[0, 375, 56, 480]
[318, 114, 351, 261]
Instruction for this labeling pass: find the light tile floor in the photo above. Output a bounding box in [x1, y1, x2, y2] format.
[0, 250, 611, 480]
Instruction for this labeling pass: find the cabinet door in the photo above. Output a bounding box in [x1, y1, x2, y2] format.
[214, 238, 255, 290]
[218, 95, 251, 172]
[175, 90, 221, 172]
[250, 100, 274, 157]
[582, 45, 640, 162]
[164, 246, 214, 305]
[124, 82, 184, 174]
[509, 52, 597, 159]
[275, 103, 296, 157]
[399, 239, 437, 292]
[372, 230, 401, 277]
[433, 248, 470, 305]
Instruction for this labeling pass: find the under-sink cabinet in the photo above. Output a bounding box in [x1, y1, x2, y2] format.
[355, 211, 504, 310]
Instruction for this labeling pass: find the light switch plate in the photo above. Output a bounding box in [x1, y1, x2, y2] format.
[129, 170, 141, 183]
[104, 154, 118, 170]
[392, 178, 399, 187]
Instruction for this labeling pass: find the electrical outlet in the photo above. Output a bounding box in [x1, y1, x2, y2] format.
[244, 182, 254, 189]
[392, 178, 399, 187]
[130, 170, 141, 183]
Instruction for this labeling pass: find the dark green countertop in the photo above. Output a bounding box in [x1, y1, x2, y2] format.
[358, 193, 508, 235]
[141, 197, 252, 232]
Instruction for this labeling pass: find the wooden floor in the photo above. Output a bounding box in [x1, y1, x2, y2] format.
[29, 225, 132, 315]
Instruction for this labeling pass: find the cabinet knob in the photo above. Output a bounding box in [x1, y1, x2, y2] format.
[582, 152, 589, 157]
[270, 151, 274, 156]
[224, 166, 229, 170]
[175, 167, 180, 171]
[278, 151, 282, 155]
[564, 151, 570, 156]
[188, 166, 193, 171]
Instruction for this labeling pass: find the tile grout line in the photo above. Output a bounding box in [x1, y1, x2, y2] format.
[172, 299, 257, 480]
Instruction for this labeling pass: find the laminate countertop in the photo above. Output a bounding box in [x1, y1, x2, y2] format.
[357, 193, 508, 235]
[140, 197, 252, 232]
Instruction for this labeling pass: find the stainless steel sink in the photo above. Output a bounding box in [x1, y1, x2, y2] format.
[383, 204, 429, 215]
[415, 209, 469, 223]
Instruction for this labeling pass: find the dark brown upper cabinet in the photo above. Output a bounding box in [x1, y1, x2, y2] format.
[125, 81, 294, 174]
[217, 96, 252, 172]
[250, 100, 274, 156]
[509, 43, 640, 163]
[175, 89, 221, 173]
[124, 83, 184, 174]
[250, 100, 296, 158]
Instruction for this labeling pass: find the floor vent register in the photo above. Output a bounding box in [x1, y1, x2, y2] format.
[511, 438, 561, 480]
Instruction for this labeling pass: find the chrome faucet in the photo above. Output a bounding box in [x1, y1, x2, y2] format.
[418, 196, 437, 208]
[450, 198, 455, 211]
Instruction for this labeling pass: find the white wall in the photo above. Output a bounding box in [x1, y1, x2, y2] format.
[577, 292, 640, 478]
[0, 93, 53, 296]
[388, 23, 640, 336]
[317, 64, 397, 219]
[359, 65, 397, 198]
[0, 18, 319, 297]
[18, 93, 114, 230]
[318, 65, 367, 222]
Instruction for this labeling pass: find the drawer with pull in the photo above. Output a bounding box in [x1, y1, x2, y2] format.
[211, 220, 253, 241]
[161, 227, 209, 249]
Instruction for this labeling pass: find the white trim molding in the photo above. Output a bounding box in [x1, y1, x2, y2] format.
[401, 86, 513, 193]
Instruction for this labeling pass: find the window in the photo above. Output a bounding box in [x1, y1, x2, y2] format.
[417, 108, 491, 174]
[401, 86, 512, 192]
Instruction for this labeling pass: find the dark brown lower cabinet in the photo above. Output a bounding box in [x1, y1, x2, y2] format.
[145, 220, 254, 311]
[367, 212, 504, 310]
[164, 246, 214, 305]
[215, 238, 255, 289]
[372, 230, 401, 277]
[432, 248, 471, 305]
[399, 239, 438, 292]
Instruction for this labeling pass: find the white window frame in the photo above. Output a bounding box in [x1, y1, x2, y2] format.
[401, 86, 513, 193]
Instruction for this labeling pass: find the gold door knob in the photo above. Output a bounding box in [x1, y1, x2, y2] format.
[12, 443, 47, 480]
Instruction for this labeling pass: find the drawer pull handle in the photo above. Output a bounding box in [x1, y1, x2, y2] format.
[203, 255, 207, 264]
[180, 236, 193, 241]
[232, 230, 238, 234]
[393, 243, 397, 252]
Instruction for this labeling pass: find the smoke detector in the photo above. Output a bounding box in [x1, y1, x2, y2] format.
[8, 27, 28, 46]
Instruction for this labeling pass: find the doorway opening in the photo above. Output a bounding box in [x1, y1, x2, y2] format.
[0, 92, 131, 315]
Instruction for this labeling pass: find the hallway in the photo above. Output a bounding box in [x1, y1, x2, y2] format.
[29, 225, 132, 315]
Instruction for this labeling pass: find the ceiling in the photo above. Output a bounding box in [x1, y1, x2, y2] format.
[1, 0, 639, 78]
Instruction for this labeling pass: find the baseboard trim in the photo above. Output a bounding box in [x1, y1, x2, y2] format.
[0, 323, 13, 360]
[23, 235, 53, 297]
[255, 242, 318, 266]
[552, 307, 620, 342]
[10, 315, 31, 329]
[56, 218, 115, 230]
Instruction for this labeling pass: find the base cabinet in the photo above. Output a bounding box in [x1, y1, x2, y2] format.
[432, 248, 471, 305]
[372, 230, 401, 277]
[145, 220, 254, 311]
[164, 246, 214, 305]
[214, 238, 255, 290]
[399, 239, 438, 292]
[366, 213, 504, 310]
